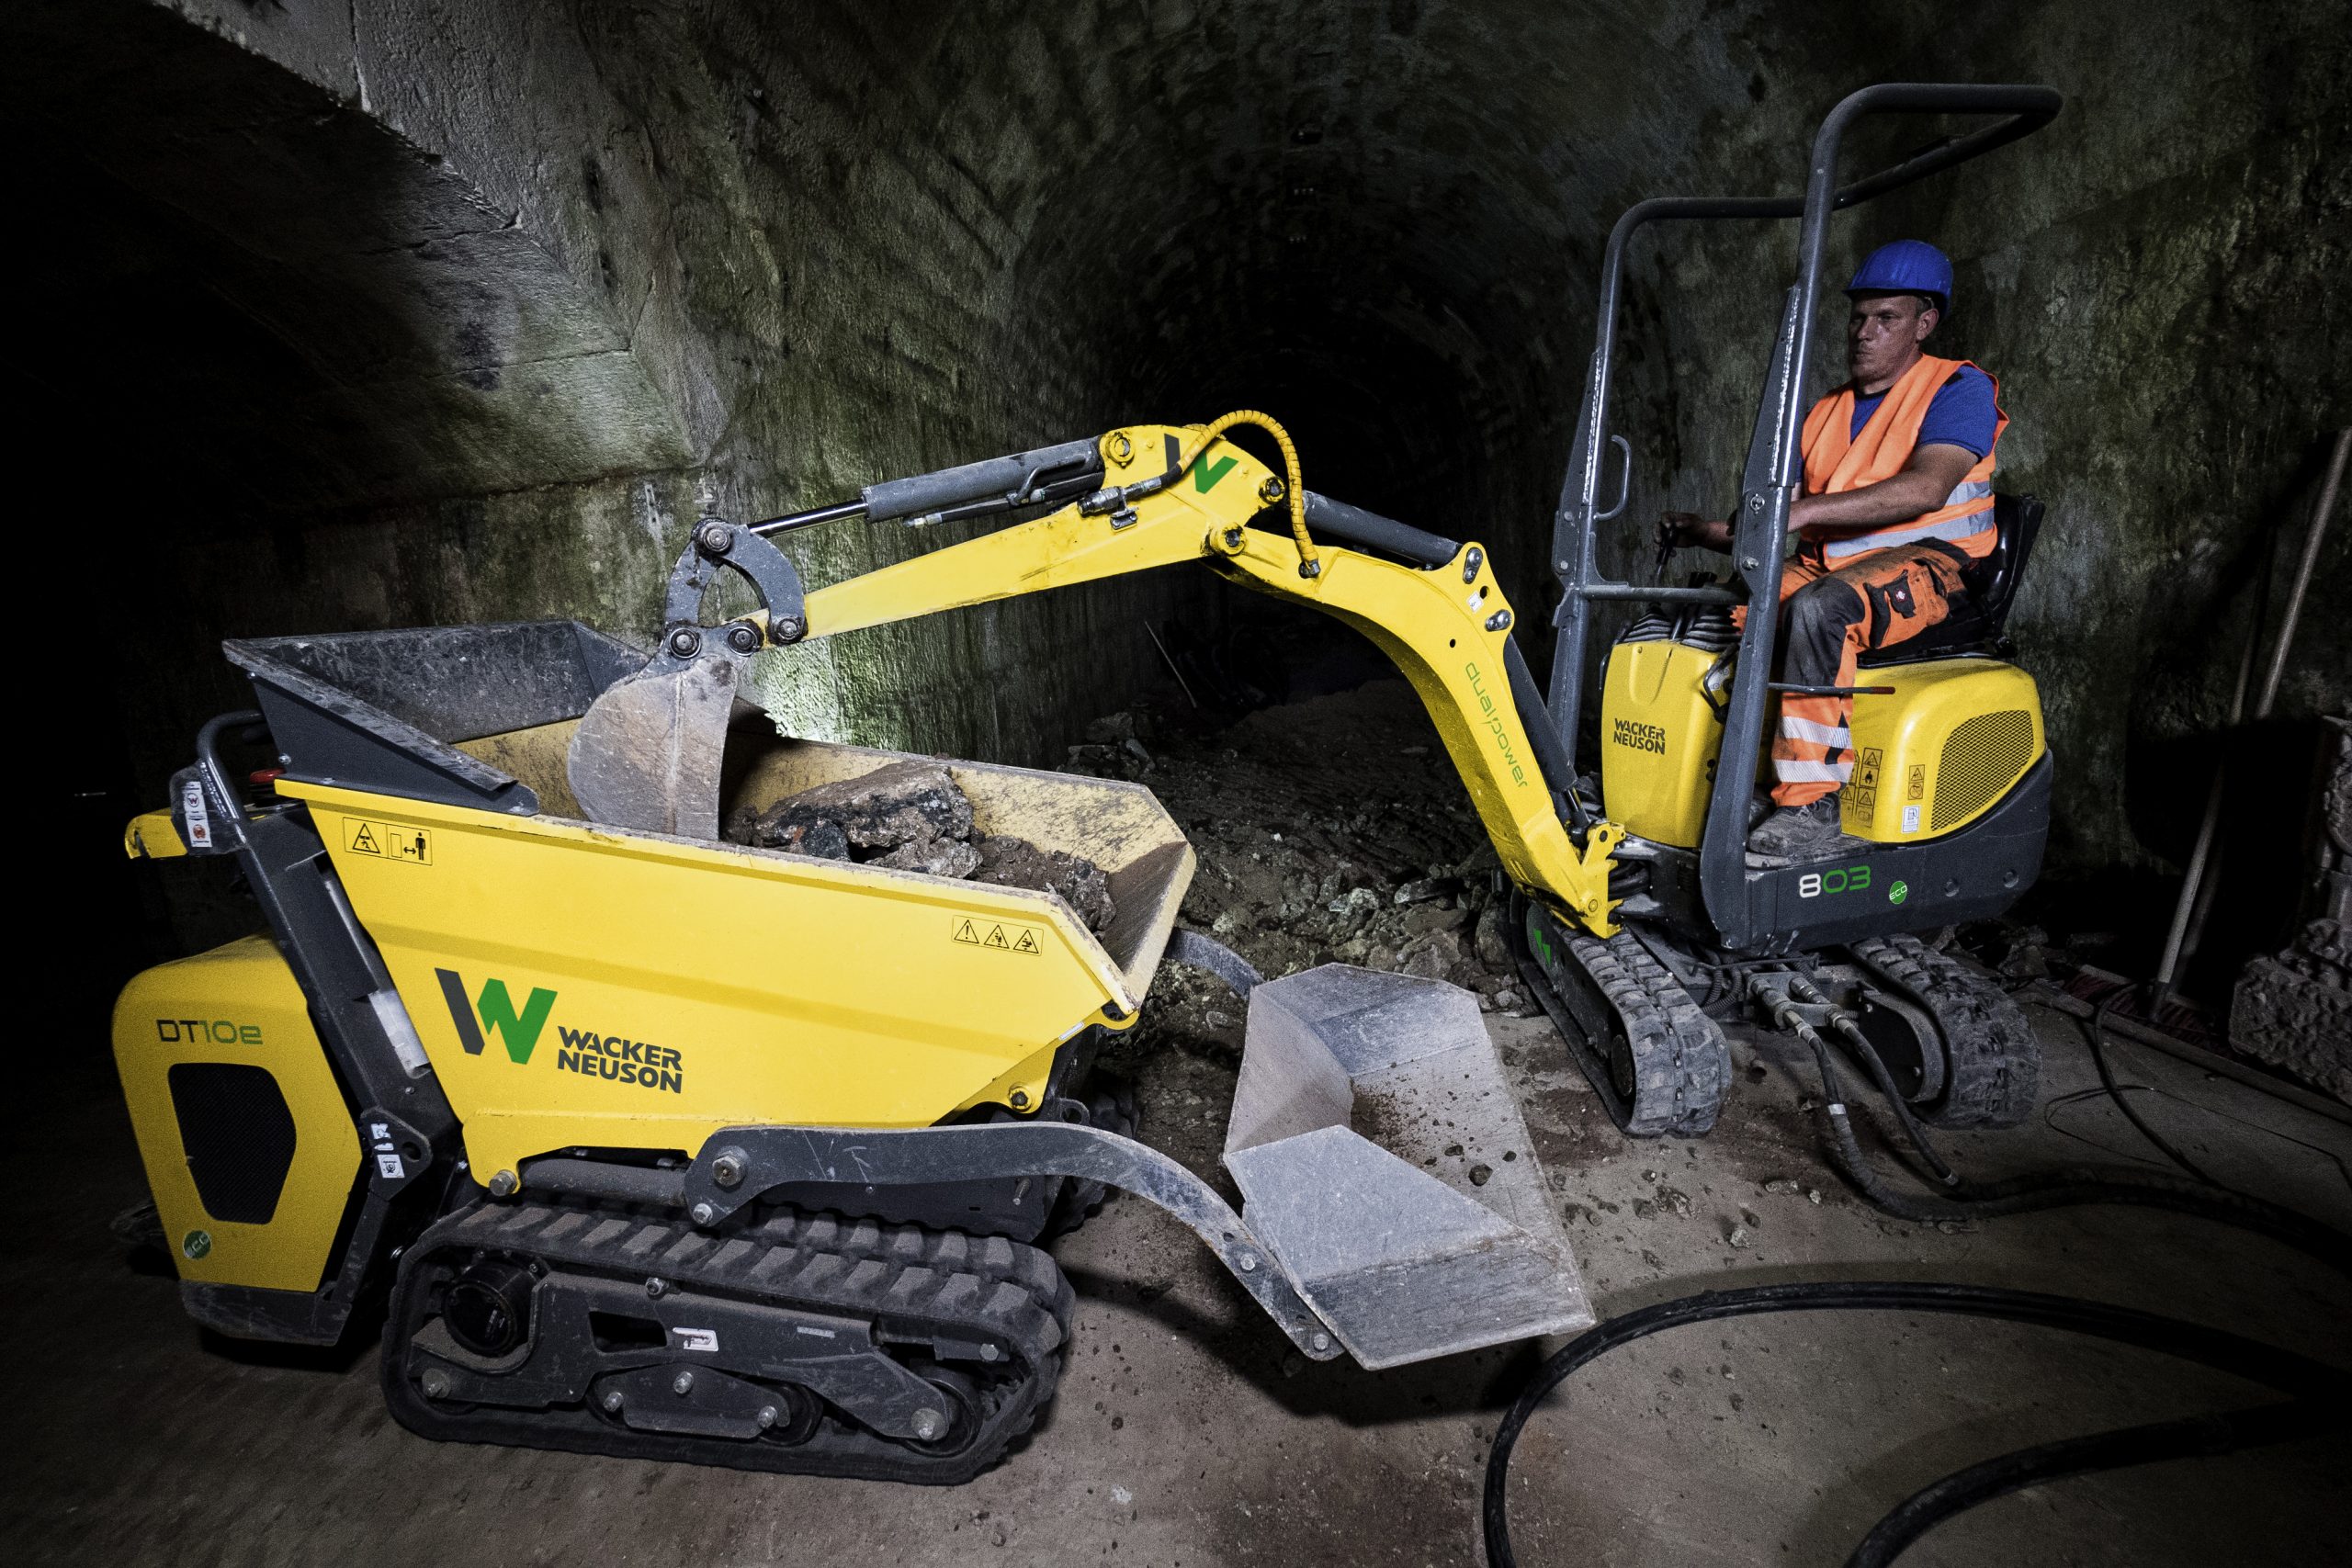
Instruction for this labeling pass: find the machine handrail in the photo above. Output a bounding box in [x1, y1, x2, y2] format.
[1536, 81, 2057, 947]
[1702, 83, 2060, 942]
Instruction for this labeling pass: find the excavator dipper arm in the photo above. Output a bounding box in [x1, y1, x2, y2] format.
[789, 421, 1623, 936]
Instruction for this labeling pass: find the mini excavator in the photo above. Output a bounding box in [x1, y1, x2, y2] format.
[108, 84, 2058, 1482]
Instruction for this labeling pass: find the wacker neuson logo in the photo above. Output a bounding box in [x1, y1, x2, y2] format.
[435, 970, 687, 1094]
[1611, 716, 1668, 755]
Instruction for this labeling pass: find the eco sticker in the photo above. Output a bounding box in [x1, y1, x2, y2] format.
[1887, 880, 1909, 905]
[182, 1229, 212, 1260]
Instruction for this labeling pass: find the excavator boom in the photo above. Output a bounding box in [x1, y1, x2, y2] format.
[775, 420, 1622, 935]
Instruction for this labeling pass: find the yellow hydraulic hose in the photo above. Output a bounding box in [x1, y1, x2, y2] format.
[1180, 411, 1318, 576]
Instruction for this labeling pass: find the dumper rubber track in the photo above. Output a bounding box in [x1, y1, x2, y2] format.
[1514, 900, 1729, 1137]
[383, 1198, 1072, 1484]
[1042, 1071, 1137, 1240]
[1848, 933, 2040, 1129]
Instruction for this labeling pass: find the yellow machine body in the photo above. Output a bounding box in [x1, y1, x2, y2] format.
[1598, 638, 1727, 849]
[281, 738, 1193, 1188]
[110, 936, 362, 1292]
[798, 423, 1623, 933]
[1839, 658, 2046, 842]
[1599, 638, 2045, 849]
[107, 417, 1630, 1305]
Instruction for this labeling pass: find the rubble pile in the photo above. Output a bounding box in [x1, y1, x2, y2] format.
[1063, 681, 1536, 1031]
[2231, 714, 2352, 1102]
[727, 761, 1117, 931]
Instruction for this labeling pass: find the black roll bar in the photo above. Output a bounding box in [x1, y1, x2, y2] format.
[1532, 81, 2058, 946]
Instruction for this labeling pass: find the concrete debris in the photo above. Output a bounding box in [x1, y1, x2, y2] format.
[974, 835, 1116, 931]
[729, 761, 1116, 930]
[736, 760, 972, 852]
[1475, 907, 1513, 969]
[1085, 712, 1140, 744]
[873, 835, 982, 879]
[1064, 681, 1538, 1022]
[751, 818, 851, 861]
[1400, 928, 1469, 980]
[2229, 715, 2352, 1105]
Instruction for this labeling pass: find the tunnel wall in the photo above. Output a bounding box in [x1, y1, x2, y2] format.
[42, 0, 1804, 823]
[1626, 0, 2351, 884]
[19, 1, 2346, 976]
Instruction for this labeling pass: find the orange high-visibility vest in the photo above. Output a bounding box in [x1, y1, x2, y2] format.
[1799, 354, 2007, 560]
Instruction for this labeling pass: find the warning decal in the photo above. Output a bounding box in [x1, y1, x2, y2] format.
[952, 916, 1043, 955]
[345, 818, 433, 865]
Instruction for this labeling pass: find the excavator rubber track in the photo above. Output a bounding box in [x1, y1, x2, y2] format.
[1847, 933, 2041, 1128]
[1514, 900, 1730, 1136]
[382, 1198, 1072, 1484]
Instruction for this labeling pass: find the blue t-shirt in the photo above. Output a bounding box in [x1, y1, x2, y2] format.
[1849, 364, 1998, 457]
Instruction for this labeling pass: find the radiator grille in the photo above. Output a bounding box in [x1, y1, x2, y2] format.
[168, 1063, 298, 1225]
[1933, 709, 2036, 830]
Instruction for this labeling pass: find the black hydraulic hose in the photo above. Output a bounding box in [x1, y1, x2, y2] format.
[1806, 1052, 2352, 1279]
[2084, 982, 2223, 1189]
[1481, 1281, 2352, 1568]
[1835, 1020, 1962, 1187]
[1783, 974, 1961, 1189]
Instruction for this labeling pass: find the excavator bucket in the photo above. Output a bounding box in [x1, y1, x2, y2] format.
[566, 655, 744, 840]
[1223, 965, 1593, 1369]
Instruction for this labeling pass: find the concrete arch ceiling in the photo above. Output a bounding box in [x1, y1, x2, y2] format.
[4, 0, 1841, 545]
[733, 0, 1842, 547]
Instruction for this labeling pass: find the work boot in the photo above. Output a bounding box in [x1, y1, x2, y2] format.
[1746, 796, 1860, 864]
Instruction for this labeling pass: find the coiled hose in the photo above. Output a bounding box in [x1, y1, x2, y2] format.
[1177, 411, 1317, 575]
[1485, 982, 2352, 1565]
[1482, 1281, 2351, 1568]
[1794, 997, 2352, 1279]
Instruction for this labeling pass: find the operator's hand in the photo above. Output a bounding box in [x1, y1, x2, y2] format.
[1658, 512, 1734, 552]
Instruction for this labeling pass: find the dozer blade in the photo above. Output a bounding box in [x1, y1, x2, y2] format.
[1223, 964, 1592, 1370]
[566, 656, 741, 839]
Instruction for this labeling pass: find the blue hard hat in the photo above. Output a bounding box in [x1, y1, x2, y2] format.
[1848, 240, 1953, 316]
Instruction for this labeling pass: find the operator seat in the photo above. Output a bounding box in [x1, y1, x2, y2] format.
[1858, 491, 2044, 665]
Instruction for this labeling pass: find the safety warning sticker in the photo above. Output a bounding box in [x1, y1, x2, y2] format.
[951, 916, 1043, 955]
[1906, 762, 1927, 802]
[345, 818, 432, 865]
[181, 779, 212, 850]
[1856, 747, 1883, 792]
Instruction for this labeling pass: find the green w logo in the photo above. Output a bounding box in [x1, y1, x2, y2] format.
[434, 970, 558, 1064]
[1192, 452, 1238, 493]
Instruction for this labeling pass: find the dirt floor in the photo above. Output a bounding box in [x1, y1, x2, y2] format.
[11, 680, 2350, 1566]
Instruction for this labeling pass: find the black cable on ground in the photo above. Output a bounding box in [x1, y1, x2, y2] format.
[2084, 981, 2224, 1189]
[1481, 1281, 2352, 1568]
[1811, 1008, 2352, 1278]
[1847, 1398, 2334, 1567]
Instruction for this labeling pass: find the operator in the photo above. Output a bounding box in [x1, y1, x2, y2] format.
[1661, 240, 2007, 863]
